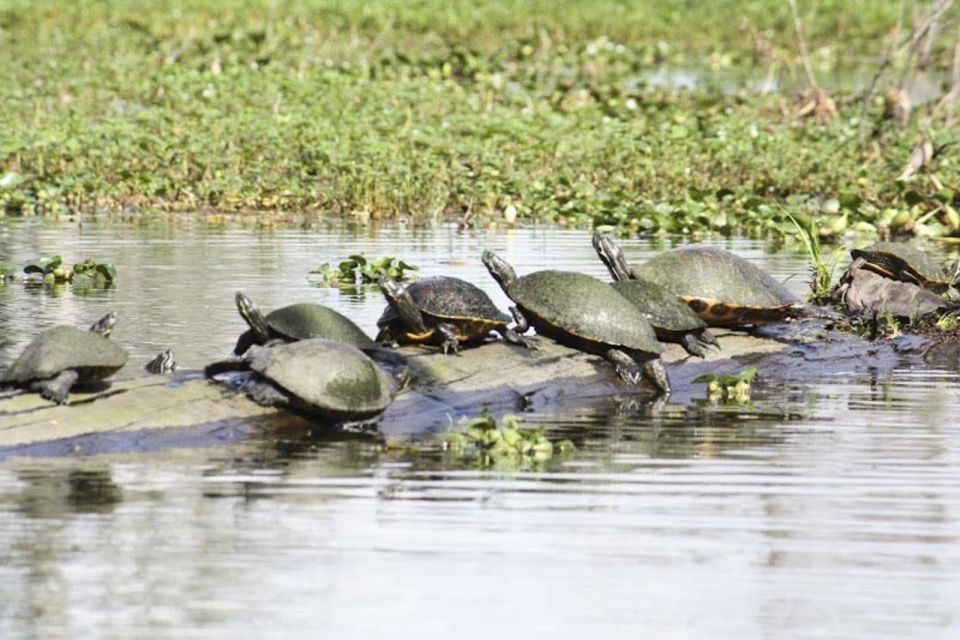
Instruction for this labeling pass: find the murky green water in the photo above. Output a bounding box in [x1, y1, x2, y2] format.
[1, 217, 959, 639]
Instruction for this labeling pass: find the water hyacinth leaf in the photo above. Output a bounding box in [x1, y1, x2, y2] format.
[24, 255, 63, 275]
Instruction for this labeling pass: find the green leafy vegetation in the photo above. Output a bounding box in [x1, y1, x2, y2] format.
[444, 412, 575, 468]
[22, 255, 117, 287]
[694, 367, 758, 402]
[2, 1, 960, 238]
[311, 254, 418, 287]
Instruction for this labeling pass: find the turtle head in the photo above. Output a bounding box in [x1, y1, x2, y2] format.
[591, 232, 633, 282]
[89, 311, 117, 337]
[235, 291, 271, 341]
[378, 276, 428, 333]
[481, 250, 517, 292]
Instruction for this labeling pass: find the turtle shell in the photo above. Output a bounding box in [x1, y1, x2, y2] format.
[850, 242, 952, 291]
[628, 246, 803, 326]
[245, 339, 395, 420]
[610, 279, 707, 333]
[506, 270, 662, 356]
[1, 326, 128, 385]
[235, 302, 375, 354]
[377, 276, 510, 343]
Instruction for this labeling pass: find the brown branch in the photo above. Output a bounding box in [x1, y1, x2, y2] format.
[787, 0, 819, 89]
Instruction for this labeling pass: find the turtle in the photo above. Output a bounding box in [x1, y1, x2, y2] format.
[145, 349, 176, 374]
[205, 338, 397, 425]
[233, 292, 403, 364]
[376, 275, 536, 354]
[593, 232, 719, 357]
[0, 311, 128, 404]
[597, 241, 834, 327]
[849, 242, 956, 295]
[481, 251, 669, 394]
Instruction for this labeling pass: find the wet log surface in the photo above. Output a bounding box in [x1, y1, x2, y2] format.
[0, 324, 931, 459]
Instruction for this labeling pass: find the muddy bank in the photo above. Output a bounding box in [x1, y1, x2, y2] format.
[0, 325, 930, 459]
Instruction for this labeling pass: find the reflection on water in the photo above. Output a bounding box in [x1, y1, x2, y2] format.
[1, 217, 960, 638]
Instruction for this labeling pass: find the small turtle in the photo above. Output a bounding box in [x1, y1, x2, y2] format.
[0, 312, 128, 404]
[601, 243, 834, 327]
[850, 242, 956, 294]
[206, 338, 397, 425]
[376, 275, 536, 354]
[593, 232, 719, 357]
[482, 251, 669, 394]
[145, 349, 176, 374]
[233, 292, 403, 363]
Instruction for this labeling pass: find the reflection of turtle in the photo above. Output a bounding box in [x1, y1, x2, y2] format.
[232, 292, 403, 363]
[145, 349, 176, 374]
[206, 339, 397, 424]
[850, 242, 956, 294]
[1, 312, 128, 404]
[593, 233, 718, 357]
[603, 244, 831, 327]
[482, 251, 669, 394]
[376, 276, 535, 354]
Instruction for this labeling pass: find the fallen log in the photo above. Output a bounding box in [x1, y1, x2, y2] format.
[0, 325, 930, 459]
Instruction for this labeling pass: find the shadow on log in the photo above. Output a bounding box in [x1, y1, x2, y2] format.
[0, 325, 930, 459]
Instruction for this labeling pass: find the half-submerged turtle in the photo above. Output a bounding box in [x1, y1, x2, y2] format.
[376, 275, 536, 354]
[593, 232, 719, 357]
[0, 311, 128, 404]
[849, 242, 957, 296]
[233, 292, 404, 364]
[600, 243, 835, 327]
[481, 251, 669, 394]
[206, 338, 397, 426]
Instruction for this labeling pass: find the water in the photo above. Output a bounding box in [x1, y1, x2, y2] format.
[1, 217, 959, 639]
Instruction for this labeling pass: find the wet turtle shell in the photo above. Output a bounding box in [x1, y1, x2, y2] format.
[376, 276, 512, 347]
[850, 242, 954, 292]
[1, 325, 128, 402]
[235, 294, 376, 355]
[609, 280, 717, 357]
[210, 339, 396, 423]
[626, 246, 815, 327]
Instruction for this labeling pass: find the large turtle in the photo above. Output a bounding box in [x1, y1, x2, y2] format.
[1, 312, 128, 404]
[206, 338, 397, 425]
[233, 292, 403, 363]
[376, 275, 536, 354]
[850, 242, 956, 294]
[481, 251, 669, 394]
[599, 242, 833, 327]
[593, 232, 718, 357]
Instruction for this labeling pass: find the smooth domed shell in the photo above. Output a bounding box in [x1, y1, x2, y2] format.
[378, 276, 509, 327]
[267, 303, 376, 349]
[246, 339, 395, 416]
[851, 242, 950, 285]
[630, 246, 799, 307]
[610, 279, 707, 332]
[507, 271, 662, 354]
[1, 326, 128, 384]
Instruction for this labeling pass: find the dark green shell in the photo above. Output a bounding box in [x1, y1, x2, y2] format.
[1, 326, 128, 385]
[506, 271, 662, 355]
[377, 276, 510, 342]
[236, 303, 375, 354]
[610, 279, 708, 333]
[628, 246, 802, 325]
[850, 242, 952, 290]
[245, 339, 396, 420]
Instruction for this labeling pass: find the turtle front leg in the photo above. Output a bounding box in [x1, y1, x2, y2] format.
[642, 358, 671, 395]
[700, 329, 720, 349]
[605, 348, 641, 384]
[679, 334, 707, 358]
[498, 326, 540, 350]
[436, 323, 461, 355]
[510, 306, 531, 334]
[34, 369, 80, 404]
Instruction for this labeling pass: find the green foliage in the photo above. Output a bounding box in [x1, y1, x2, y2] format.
[786, 211, 833, 300]
[693, 366, 758, 402]
[22, 256, 116, 287]
[311, 254, 418, 287]
[444, 411, 574, 468]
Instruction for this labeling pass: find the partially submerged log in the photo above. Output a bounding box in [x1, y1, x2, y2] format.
[0, 326, 930, 458]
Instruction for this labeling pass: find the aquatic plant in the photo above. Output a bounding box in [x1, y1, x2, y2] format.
[693, 367, 758, 402]
[22, 256, 117, 287]
[444, 412, 574, 468]
[312, 255, 418, 288]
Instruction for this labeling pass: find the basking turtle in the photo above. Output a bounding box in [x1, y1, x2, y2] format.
[232, 292, 402, 363]
[376, 275, 536, 354]
[597, 241, 832, 327]
[850, 242, 956, 294]
[0, 311, 128, 404]
[481, 251, 669, 394]
[593, 233, 718, 357]
[206, 338, 397, 425]
[145, 349, 176, 374]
